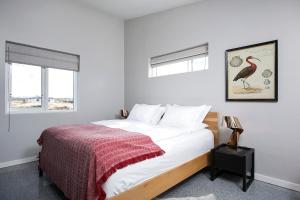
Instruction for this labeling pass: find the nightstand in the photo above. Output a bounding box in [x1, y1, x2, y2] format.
[210, 144, 255, 192]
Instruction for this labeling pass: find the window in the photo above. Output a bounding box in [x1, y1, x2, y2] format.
[7, 63, 77, 113]
[10, 63, 42, 110]
[149, 44, 208, 78]
[48, 68, 75, 110]
[5, 41, 79, 113]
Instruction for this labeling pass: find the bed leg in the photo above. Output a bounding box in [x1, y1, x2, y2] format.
[38, 152, 43, 177]
[38, 167, 43, 177]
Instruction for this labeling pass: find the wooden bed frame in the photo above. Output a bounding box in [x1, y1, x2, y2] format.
[109, 112, 219, 200]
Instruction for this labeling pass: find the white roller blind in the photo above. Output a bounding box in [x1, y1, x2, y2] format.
[5, 41, 80, 71]
[150, 44, 208, 67]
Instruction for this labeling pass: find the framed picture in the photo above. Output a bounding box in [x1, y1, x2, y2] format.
[225, 40, 278, 102]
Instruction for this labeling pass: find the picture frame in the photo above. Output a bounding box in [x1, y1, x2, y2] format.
[225, 40, 278, 102]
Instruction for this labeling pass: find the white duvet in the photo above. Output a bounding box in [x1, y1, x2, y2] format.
[92, 119, 214, 199]
[93, 119, 197, 143]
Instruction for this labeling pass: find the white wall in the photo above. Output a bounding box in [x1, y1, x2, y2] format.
[0, 0, 124, 163]
[125, 0, 300, 185]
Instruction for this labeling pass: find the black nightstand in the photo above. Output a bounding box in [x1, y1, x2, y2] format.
[210, 144, 255, 192]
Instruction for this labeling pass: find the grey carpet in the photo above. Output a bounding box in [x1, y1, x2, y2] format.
[0, 162, 299, 200]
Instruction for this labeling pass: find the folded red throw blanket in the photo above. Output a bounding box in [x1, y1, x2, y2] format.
[37, 124, 165, 200]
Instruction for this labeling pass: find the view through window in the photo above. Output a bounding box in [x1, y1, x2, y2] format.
[48, 68, 74, 110]
[10, 63, 42, 109]
[8, 63, 76, 112]
[149, 56, 208, 78]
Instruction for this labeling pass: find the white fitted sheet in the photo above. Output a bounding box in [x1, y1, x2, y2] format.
[92, 120, 214, 198]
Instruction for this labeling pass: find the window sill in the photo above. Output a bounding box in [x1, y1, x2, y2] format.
[5, 109, 77, 115]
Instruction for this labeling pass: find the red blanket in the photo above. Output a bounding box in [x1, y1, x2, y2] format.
[37, 124, 165, 200]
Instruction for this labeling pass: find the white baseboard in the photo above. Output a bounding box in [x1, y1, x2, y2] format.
[255, 173, 300, 192]
[0, 156, 38, 169]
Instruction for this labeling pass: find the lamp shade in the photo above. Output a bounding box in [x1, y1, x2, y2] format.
[222, 116, 243, 130]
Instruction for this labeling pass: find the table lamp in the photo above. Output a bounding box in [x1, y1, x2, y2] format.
[222, 116, 243, 149]
[120, 109, 129, 119]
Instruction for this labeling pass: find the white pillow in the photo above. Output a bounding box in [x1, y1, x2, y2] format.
[149, 106, 166, 125]
[127, 104, 161, 124]
[173, 104, 211, 122]
[159, 104, 211, 131]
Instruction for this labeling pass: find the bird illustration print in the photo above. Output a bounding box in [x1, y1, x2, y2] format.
[233, 56, 261, 89]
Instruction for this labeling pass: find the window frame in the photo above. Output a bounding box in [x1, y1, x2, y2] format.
[5, 63, 78, 114]
[148, 55, 209, 78]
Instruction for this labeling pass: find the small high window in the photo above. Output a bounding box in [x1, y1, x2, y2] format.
[149, 43, 208, 78]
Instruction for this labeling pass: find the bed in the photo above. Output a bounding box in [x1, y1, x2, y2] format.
[38, 112, 219, 200]
[108, 112, 219, 200]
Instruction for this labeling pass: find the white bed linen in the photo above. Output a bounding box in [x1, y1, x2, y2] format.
[92, 120, 214, 199]
[93, 119, 201, 142]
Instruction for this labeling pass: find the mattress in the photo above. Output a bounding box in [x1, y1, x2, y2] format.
[92, 120, 214, 199]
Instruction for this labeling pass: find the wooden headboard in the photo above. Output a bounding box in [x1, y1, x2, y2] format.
[203, 112, 219, 146]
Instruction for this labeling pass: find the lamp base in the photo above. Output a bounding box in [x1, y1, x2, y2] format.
[227, 130, 241, 149]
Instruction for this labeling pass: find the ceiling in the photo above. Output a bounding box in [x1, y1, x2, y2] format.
[77, 0, 204, 20]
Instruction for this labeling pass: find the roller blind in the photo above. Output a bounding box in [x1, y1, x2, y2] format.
[150, 43, 208, 67]
[5, 41, 80, 71]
